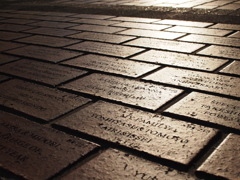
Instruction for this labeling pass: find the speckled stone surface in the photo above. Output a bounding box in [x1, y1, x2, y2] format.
[60, 73, 183, 110]
[0, 79, 91, 121]
[197, 133, 240, 180]
[56, 101, 218, 165]
[62, 149, 197, 180]
[166, 92, 240, 130]
[220, 61, 240, 76]
[0, 111, 98, 180]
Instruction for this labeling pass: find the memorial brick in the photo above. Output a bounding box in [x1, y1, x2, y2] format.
[61, 54, 159, 77]
[132, 50, 227, 71]
[166, 92, 240, 130]
[197, 134, 240, 180]
[60, 73, 183, 110]
[62, 149, 196, 180]
[0, 59, 87, 86]
[70, 24, 125, 33]
[125, 38, 204, 53]
[7, 45, 82, 62]
[66, 41, 144, 58]
[0, 111, 98, 180]
[0, 79, 91, 121]
[144, 67, 240, 97]
[56, 101, 218, 165]
[220, 61, 240, 75]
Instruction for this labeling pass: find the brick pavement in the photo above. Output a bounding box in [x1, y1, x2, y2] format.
[0, 4, 239, 180]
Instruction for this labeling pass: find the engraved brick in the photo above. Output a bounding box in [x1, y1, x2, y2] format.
[220, 61, 240, 75]
[70, 14, 115, 19]
[60, 73, 183, 110]
[0, 59, 87, 86]
[71, 18, 118, 26]
[118, 29, 185, 40]
[68, 32, 135, 44]
[198, 45, 240, 59]
[109, 16, 159, 23]
[16, 35, 80, 47]
[66, 41, 144, 58]
[24, 27, 79, 37]
[0, 111, 98, 180]
[0, 31, 30, 40]
[154, 19, 213, 27]
[166, 26, 232, 36]
[62, 54, 159, 77]
[197, 134, 240, 180]
[29, 21, 77, 28]
[0, 41, 24, 51]
[166, 92, 240, 130]
[0, 24, 34, 32]
[132, 50, 227, 71]
[56, 101, 217, 165]
[70, 24, 125, 33]
[0, 54, 19, 65]
[7, 45, 82, 62]
[180, 34, 240, 47]
[210, 23, 240, 30]
[144, 67, 240, 97]
[62, 149, 196, 180]
[0, 79, 91, 121]
[229, 31, 240, 38]
[125, 38, 204, 53]
[113, 22, 170, 30]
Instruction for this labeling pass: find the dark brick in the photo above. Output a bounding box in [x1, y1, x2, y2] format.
[0, 24, 34, 32]
[0, 54, 19, 65]
[0, 31, 30, 41]
[0, 75, 9, 82]
[0, 41, 24, 51]
[29, 21, 77, 28]
[0, 18, 38, 25]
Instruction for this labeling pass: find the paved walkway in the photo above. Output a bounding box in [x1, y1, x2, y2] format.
[0, 1, 240, 180]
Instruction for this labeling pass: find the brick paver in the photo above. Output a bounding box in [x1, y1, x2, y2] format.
[0, 6, 239, 180]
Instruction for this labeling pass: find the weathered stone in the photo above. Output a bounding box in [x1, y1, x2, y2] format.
[197, 134, 240, 180]
[228, 31, 240, 38]
[166, 92, 240, 130]
[16, 35, 80, 47]
[0, 24, 34, 32]
[113, 22, 170, 30]
[70, 14, 114, 19]
[154, 19, 213, 27]
[0, 18, 38, 24]
[198, 45, 240, 59]
[0, 111, 98, 180]
[7, 45, 82, 62]
[0, 31, 30, 40]
[0, 54, 19, 65]
[220, 61, 240, 75]
[70, 24, 125, 33]
[144, 67, 240, 97]
[109, 16, 159, 23]
[29, 21, 77, 28]
[0, 41, 24, 51]
[62, 54, 159, 77]
[0, 59, 87, 86]
[0, 79, 91, 121]
[125, 38, 204, 53]
[210, 23, 240, 30]
[62, 149, 196, 180]
[70, 18, 118, 26]
[66, 41, 144, 58]
[60, 73, 183, 110]
[56, 101, 218, 165]
[132, 50, 227, 71]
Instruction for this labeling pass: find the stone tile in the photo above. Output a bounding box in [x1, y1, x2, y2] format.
[166, 92, 240, 130]
[0, 31, 30, 40]
[70, 14, 115, 19]
[56, 101, 217, 165]
[228, 31, 240, 38]
[62, 149, 197, 180]
[62, 54, 159, 77]
[125, 38, 204, 53]
[217, 3, 240, 10]
[70, 24, 125, 33]
[132, 50, 227, 71]
[0, 54, 20, 65]
[0, 75, 9, 82]
[70, 18, 118, 26]
[118, 29, 185, 40]
[154, 19, 213, 27]
[210, 23, 240, 30]
[198, 45, 240, 59]
[0, 79, 91, 121]
[0, 18, 40, 25]
[0, 111, 98, 180]
[7, 45, 82, 63]
[109, 16, 159, 23]
[32, 16, 77, 22]
[24, 27, 79, 37]
[113, 22, 170, 30]
[68, 32, 135, 43]
[60, 73, 183, 110]
[0, 59, 87, 86]
[0, 41, 24, 51]
[0, 24, 34, 32]
[180, 34, 240, 47]
[29, 21, 77, 28]
[166, 26, 232, 36]
[66, 41, 144, 58]
[16, 35, 80, 47]
[144, 67, 240, 97]
[39, 11, 77, 17]
[220, 61, 240, 75]
[197, 133, 240, 180]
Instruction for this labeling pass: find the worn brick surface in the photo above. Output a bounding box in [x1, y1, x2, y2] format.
[70, 18, 118, 26]
[56, 101, 217, 165]
[109, 16, 159, 23]
[0, 41, 24, 51]
[0, 111, 98, 180]
[0, 31, 30, 41]
[113, 22, 170, 30]
[0, 24, 34, 32]
[29, 21, 77, 28]
[220, 61, 240, 75]
[154, 19, 213, 27]
[229, 31, 240, 38]
[70, 24, 126, 33]
[0, 75, 9, 82]
[210, 23, 240, 30]
[0, 54, 19, 65]
[197, 134, 240, 180]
